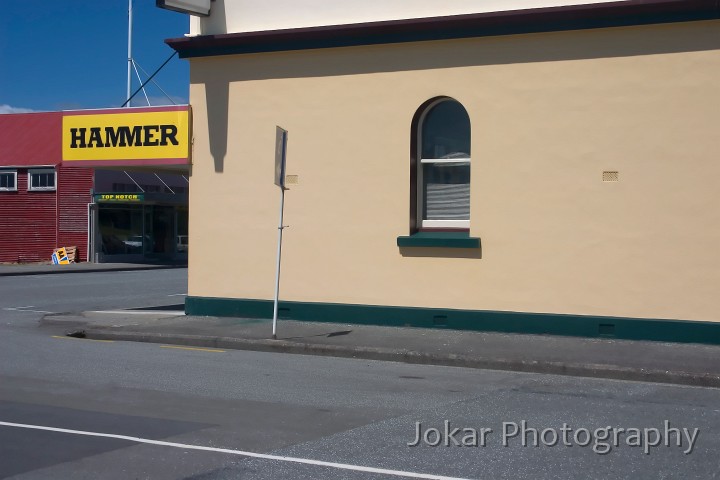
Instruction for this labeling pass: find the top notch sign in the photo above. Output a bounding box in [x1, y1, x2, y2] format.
[62, 106, 190, 166]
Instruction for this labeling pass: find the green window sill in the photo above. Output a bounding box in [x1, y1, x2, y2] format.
[396, 231, 481, 249]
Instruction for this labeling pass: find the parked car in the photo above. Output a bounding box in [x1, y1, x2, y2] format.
[177, 235, 188, 253]
[123, 235, 144, 249]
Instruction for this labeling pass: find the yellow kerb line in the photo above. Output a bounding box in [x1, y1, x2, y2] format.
[160, 345, 225, 353]
[51, 336, 114, 343]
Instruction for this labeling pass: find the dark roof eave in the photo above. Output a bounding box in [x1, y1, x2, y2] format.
[166, 0, 720, 58]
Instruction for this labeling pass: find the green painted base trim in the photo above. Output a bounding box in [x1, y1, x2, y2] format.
[185, 296, 720, 346]
[397, 231, 480, 249]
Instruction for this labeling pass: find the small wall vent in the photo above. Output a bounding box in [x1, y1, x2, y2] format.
[603, 171, 619, 182]
[599, 323, 616, 336]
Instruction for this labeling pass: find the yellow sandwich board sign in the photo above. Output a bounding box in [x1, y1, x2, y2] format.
[62, 106, 190, 167]
[52, 247, 70, 265]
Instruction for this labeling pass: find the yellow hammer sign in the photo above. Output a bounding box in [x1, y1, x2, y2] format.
[62, 107, 190, 166]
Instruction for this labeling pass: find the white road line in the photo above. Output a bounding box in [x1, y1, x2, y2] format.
[167, 293, 187, 297]
[89, 310, 185, 316]
[0, 421, 474, 480]
[3, 307, 55, 314]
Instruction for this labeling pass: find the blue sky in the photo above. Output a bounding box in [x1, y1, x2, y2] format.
[0, 1, 190, 113]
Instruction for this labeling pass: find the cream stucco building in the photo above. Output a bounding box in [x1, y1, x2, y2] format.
[167, 0, 720, 343]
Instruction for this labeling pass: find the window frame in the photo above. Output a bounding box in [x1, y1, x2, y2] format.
[411, 97, 471, 232]
[27, 168, 57, 192]
[0, 170, 18, 192]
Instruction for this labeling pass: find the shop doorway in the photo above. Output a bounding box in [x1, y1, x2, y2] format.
[144, 206, 175, 256]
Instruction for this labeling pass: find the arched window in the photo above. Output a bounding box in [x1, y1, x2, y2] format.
[411, 98, 471, 232]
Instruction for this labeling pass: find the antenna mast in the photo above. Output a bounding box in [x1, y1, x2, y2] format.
[127, 0, 133, 106]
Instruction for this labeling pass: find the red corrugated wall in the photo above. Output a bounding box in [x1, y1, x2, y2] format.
[0, 169, 58, 263]
[0, 166, 92, 263]
[58, 166, 93, 262]
[0, 112, 93, 263]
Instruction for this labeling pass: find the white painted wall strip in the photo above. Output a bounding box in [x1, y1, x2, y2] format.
[0, 421, 474, 480]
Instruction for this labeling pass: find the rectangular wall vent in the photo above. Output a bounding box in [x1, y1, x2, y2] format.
[599, 323, 616, 336]
[433, 315, 448, 327]
[603, 171, 619, 182]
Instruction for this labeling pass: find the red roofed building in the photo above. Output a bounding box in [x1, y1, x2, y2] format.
[0, 111, 189, 264]
[0, 112, 93, 263]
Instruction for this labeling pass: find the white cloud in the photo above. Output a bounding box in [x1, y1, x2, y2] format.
[0, 104, 36, 114]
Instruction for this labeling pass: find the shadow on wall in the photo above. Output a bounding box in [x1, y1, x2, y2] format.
[198, 0, 229, 172]
[205, 78, 229, 173]
[191, 21, 720, 83]
[399, 247, 482, 259]
[193, 21, 720, 173]
[201, 0, 228, 36]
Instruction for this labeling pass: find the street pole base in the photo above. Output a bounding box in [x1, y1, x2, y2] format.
[272, 334, 277, 340]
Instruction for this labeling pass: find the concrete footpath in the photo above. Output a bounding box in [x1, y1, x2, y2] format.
[0, 262, 186, 276]
[42, 308, 720, 389]
[13, 262, 720, 389]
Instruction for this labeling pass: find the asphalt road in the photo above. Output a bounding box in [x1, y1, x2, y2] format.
[1, 269, 187, 327]
[1, 270, 720, 479]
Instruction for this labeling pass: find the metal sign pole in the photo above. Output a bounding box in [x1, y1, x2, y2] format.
[272, 127, 288, 339]
[272, 186, 285, 340]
